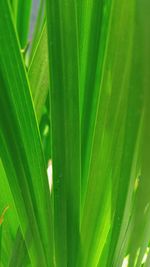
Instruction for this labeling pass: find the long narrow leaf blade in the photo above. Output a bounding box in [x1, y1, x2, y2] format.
[0, 1, 54, 266]
[46, 1, 81, 266]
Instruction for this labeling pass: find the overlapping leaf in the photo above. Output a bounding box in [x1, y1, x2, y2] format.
[0, 1, 54, 266]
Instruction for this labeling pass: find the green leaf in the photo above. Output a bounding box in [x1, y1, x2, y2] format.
[127, 2, 150, 266]
[0, 1, 54, 266]
[80, 0, 111, 209]
[46, 1, 81, 266]
[0, 160, 19, 266]
[78, 0, 144, 266]
[12, 0, 32, 48]
[28, 23, 49, 122]
[9, 228, 29, 267]
[105, 0, 147, 266]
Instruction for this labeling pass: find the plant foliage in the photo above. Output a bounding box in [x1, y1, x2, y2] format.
[0, 0, 150, 266]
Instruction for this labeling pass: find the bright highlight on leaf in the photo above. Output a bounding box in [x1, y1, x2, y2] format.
[122, 256, 129, 267]
[0, 0, 150, 266]
[47, 160, 53, 192]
